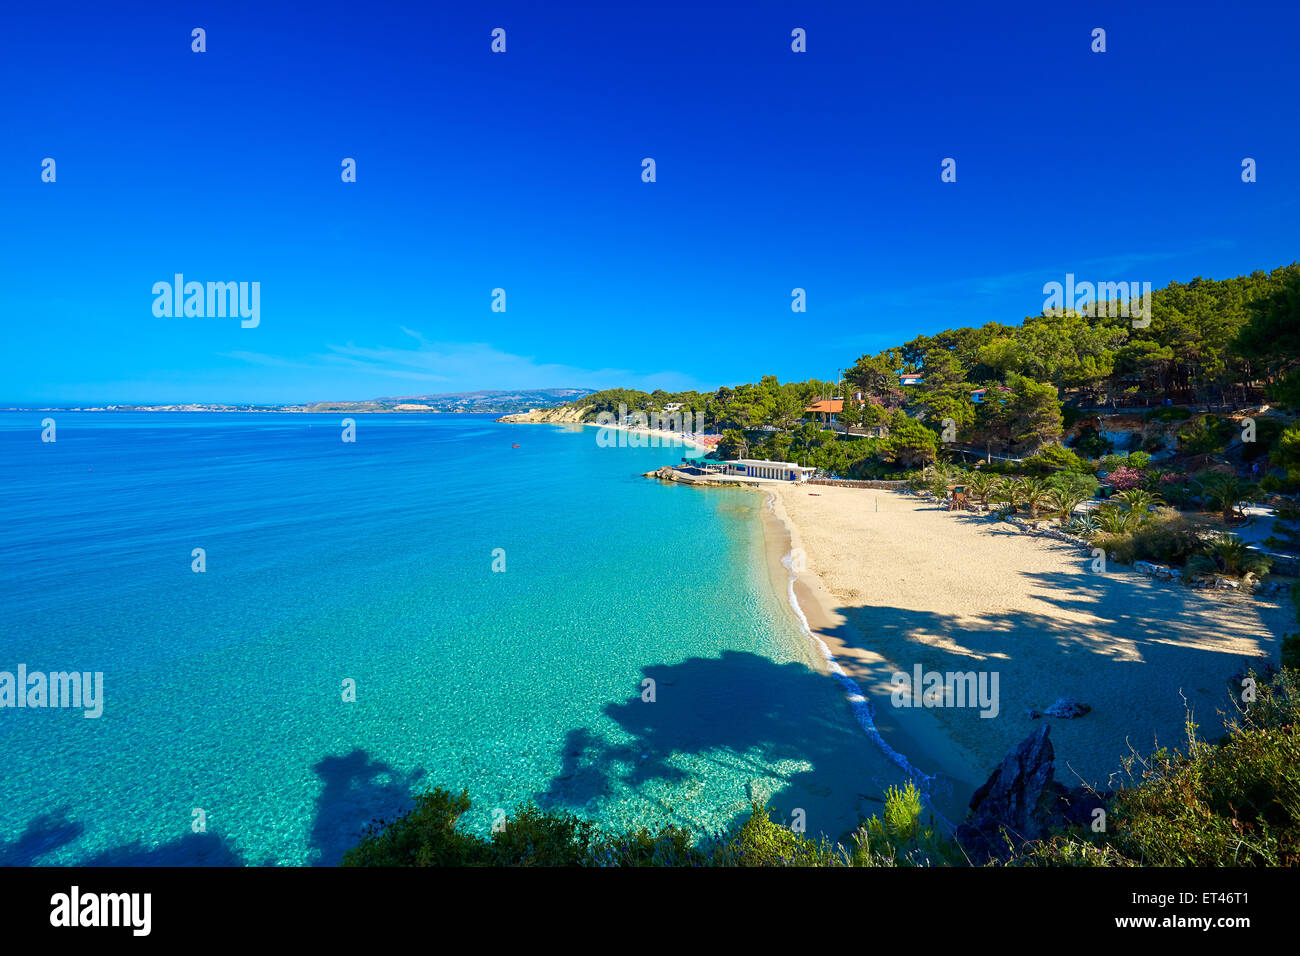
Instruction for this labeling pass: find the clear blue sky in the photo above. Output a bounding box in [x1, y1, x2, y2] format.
[2, 0, 1297, 405]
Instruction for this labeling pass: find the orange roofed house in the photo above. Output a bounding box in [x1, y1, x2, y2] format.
[805, 398, 843, 425]
[805, 396, 889, 438]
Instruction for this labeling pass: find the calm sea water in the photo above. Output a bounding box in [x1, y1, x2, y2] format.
[0, 412, 898, 865]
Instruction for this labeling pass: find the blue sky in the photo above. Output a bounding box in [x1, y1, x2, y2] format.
[1, 0, 1297, 404]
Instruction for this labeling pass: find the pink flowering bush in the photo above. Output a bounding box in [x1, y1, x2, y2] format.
[1108, 466, 1146, 490]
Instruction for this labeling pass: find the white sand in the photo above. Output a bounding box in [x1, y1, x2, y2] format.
[767, 485, 1292, 799]
[580, 421, 716, 452]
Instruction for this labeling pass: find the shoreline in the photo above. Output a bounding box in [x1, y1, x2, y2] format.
[499, 416, 722, 452]
[578, 420, 717, 453]
[763, 483, 1293, 806]
[757, 489, 987, 822]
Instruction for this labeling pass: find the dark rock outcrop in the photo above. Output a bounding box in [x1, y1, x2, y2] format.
[955, 724, 1107, 862]
[1044, 698, 1091, 719]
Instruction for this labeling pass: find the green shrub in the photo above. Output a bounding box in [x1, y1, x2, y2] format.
[1017, 671, 1300, 867]
[1094, 509, 1203, 565]
[340, 787, 704, 867]
[1241, 417, 1285, 462]
[1104, 724, 1300, 865]
[1072, 425, 1112, 459]
[1024, 444, 1090, 475]
[845, 781, 959, 867]
[341, 788, 483, 867]
[1099, 451, 1152, 475]
[1047, 470, 1100, 498]
[1179, 414, 1236, 455]
[1125, 450, 1153, 471]
[1203, 534, 1273, 578]
[1261, 471, 1300, 494]
[343, 677, 1300, 869]
[713, 805, 840, 867]
[1282, 634, 1300, 672]
[1146, 406, 1193, 423]
[1184, 553, 1218, 577]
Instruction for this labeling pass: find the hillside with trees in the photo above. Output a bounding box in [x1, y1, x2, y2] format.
[567, 264, 1300, 485]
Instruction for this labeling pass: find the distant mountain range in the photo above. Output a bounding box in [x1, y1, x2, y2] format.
[8, 388, 597, 415]
[378, 388, 595, 411]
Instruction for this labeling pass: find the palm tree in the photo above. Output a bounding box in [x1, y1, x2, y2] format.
[1045, 488, 1087, 523]
[966, 471, 1000, 509]
[1205, 533, 1272, 577]
[1201, 475, 1253, 524]
[1094, 503, 1138, 534]
[922, 463, 965, 497]
[1016, 477, 1051, 519]
[992, 476, 1022, 512]
[1115, 488, 1163, 523]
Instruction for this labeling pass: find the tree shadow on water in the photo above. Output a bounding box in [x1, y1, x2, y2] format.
[0, 807, 85, 866]
[1, 748, 423, 867]
[539, 650, 913, 841]
[307, 748, 424, 866]
[0, 804, 246, 867]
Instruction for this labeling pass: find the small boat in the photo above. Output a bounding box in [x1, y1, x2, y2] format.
[511, 444, 520, 448]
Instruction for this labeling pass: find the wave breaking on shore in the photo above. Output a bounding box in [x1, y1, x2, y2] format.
[763, 491, 950, 824]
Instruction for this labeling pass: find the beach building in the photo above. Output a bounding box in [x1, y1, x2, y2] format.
[720, 459, 817, 482]
[805, 398, 843, 425]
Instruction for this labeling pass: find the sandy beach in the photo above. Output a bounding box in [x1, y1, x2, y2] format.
[579, 421, 718, 453]
[762, 484, 1293, 806]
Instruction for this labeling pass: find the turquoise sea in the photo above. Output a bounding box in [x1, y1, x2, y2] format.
[0, 412, 903, 865]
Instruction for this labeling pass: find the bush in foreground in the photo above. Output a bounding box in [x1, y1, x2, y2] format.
[342, 779, 940, 868]
[1023, 670, 1300, 866]
[344, 673, 1300, 868]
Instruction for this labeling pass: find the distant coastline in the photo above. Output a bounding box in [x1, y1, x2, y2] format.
[2, 388, 596, 417]
[498, 406, 720, 453]
[2, 405, 495, 413]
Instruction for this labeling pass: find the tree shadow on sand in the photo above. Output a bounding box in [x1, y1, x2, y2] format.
[802, 542, 1285, 792]
[537, 547, 1288, 841]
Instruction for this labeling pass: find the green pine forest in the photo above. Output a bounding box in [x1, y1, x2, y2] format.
[575, 263, 1300, 483]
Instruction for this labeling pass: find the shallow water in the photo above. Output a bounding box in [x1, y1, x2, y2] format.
[0, 412, 906, 865]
